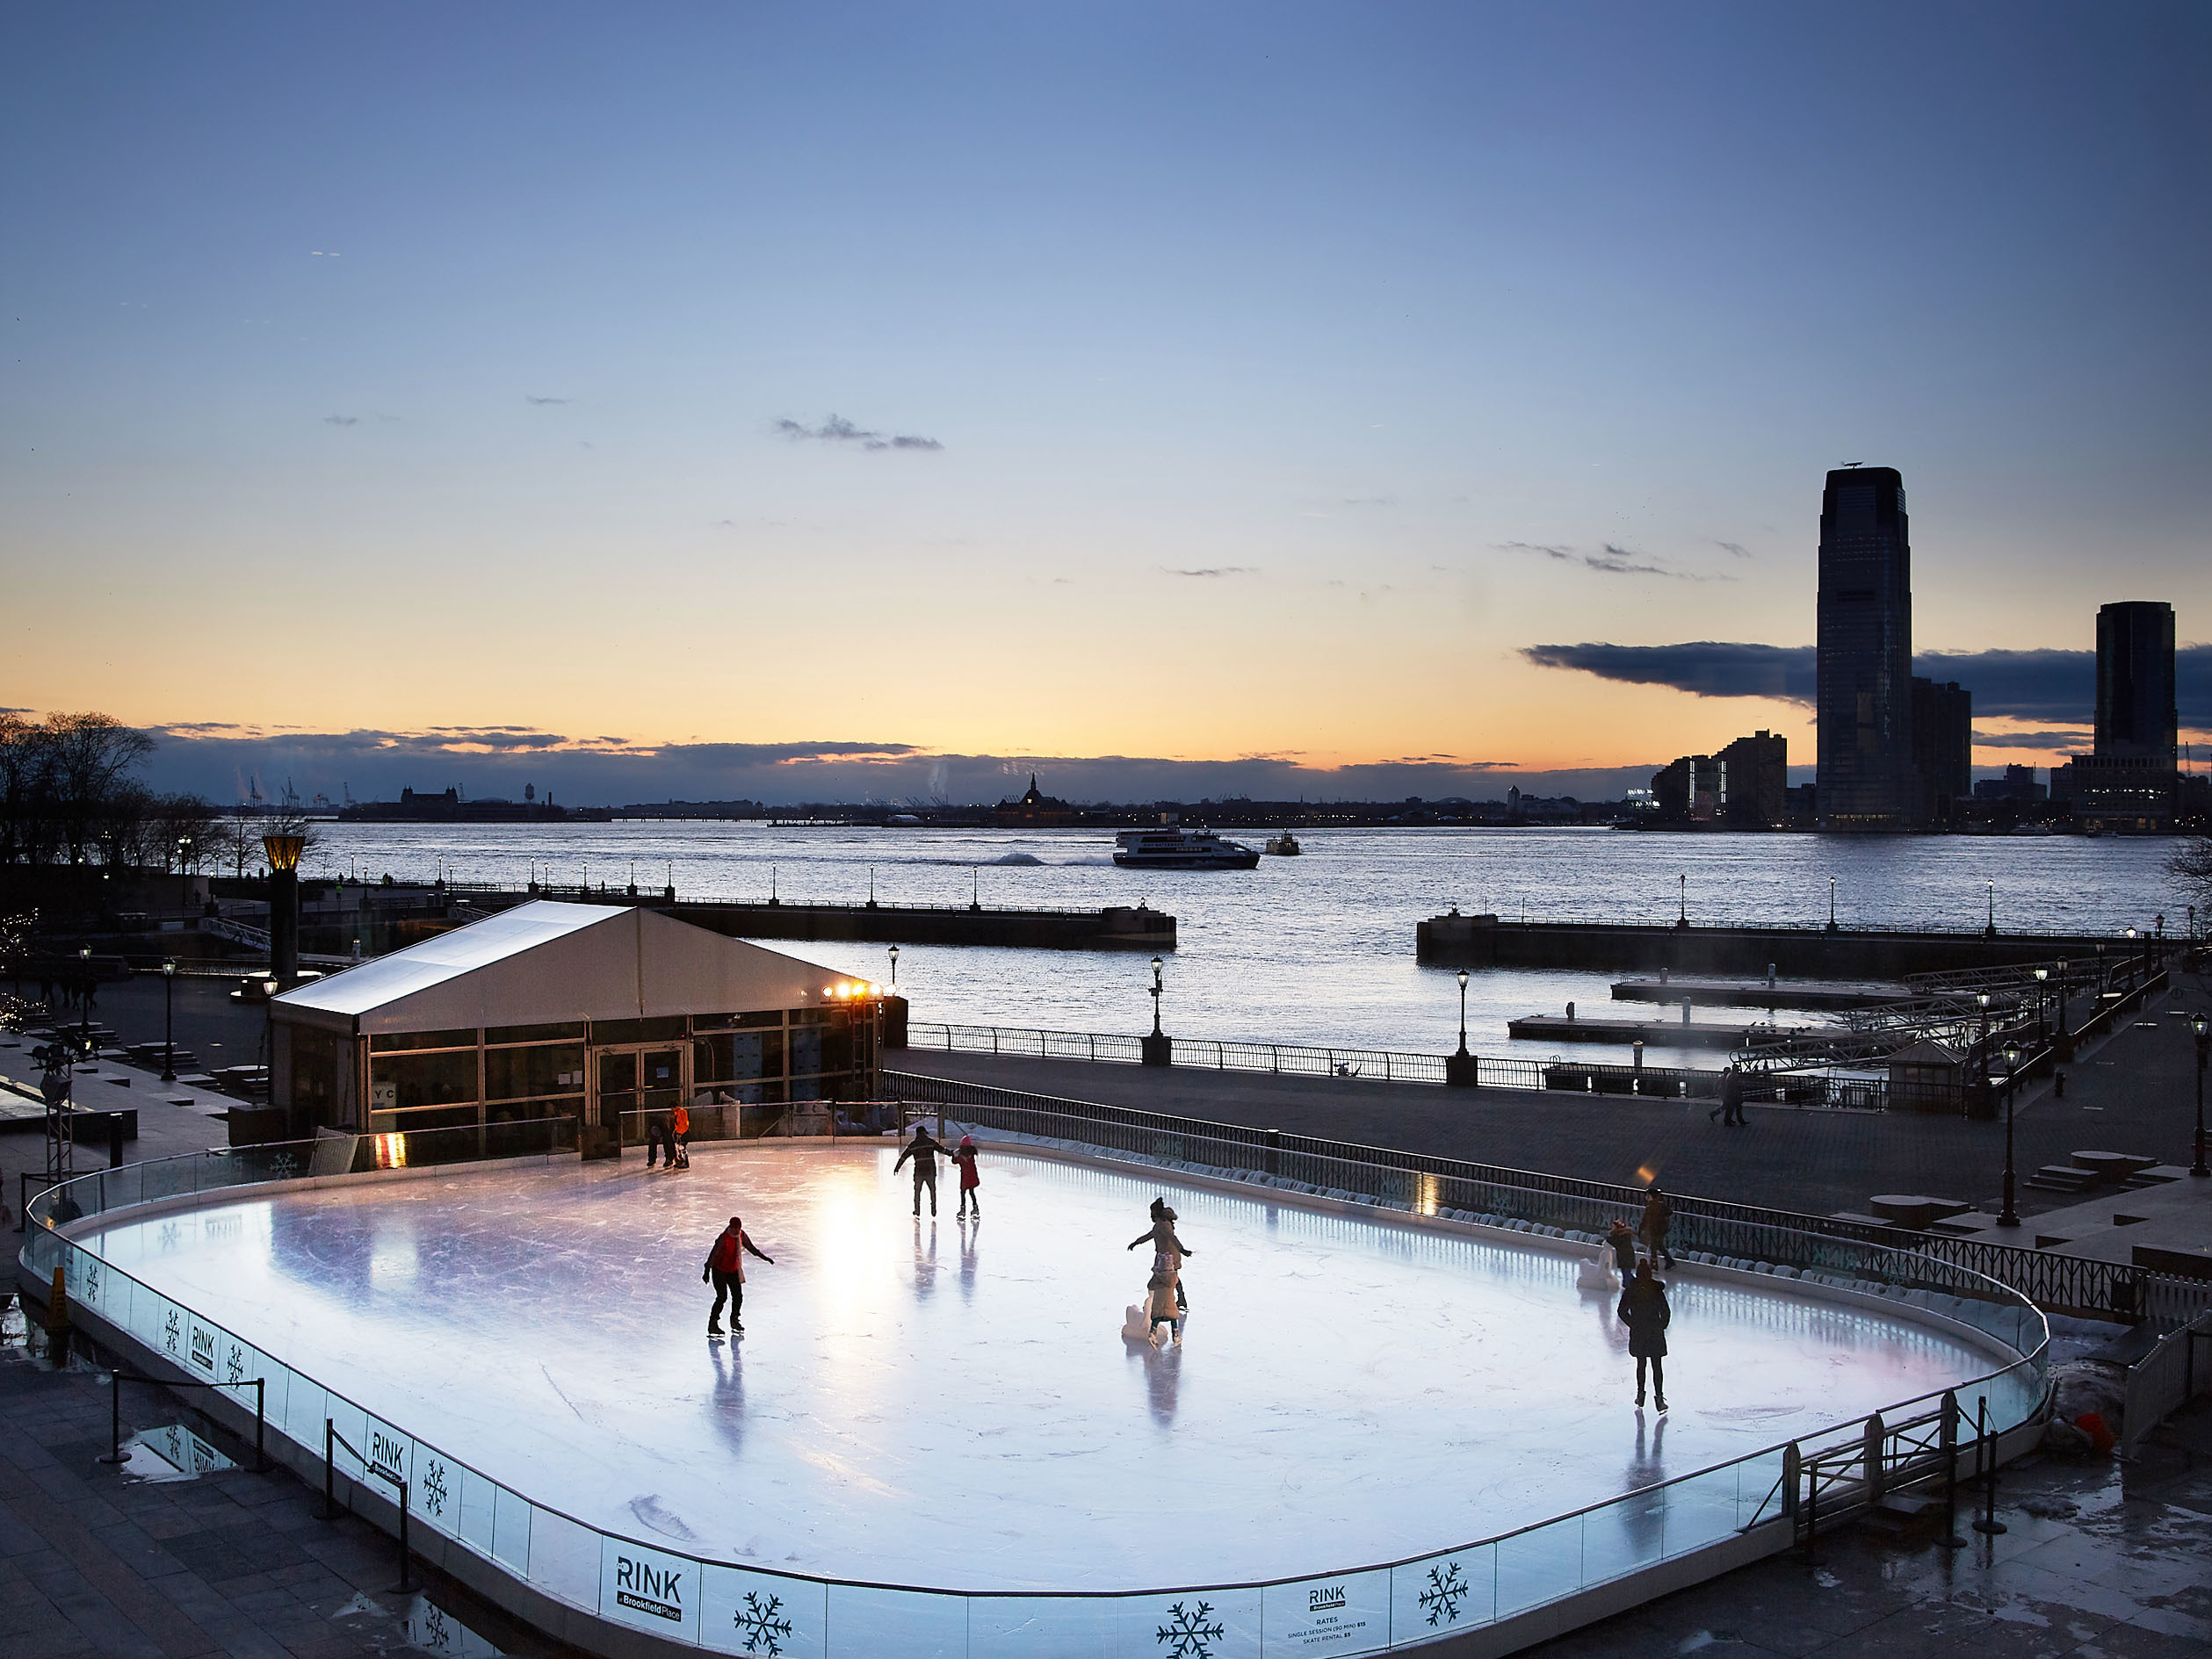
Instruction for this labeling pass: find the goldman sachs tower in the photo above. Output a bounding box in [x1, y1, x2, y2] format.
[1816, 466, 1918, 830]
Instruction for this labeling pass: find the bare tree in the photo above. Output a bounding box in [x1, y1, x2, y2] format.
[2173, 838, 2212, 926]
[43, 713, 155, 866]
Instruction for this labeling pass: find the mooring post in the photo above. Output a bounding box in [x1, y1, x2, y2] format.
[1971, 1394, 2006, 1535]
[101, 1370, 126, 1464]
[1782, 1441, 1800, 1518]
[253, 1379, 267, 1472]
[1862, 1412, 1885, 1503]
[1939, 1390, 1964, 1548]
[324, 1418, 336, 1520]
[398, 1481, 411, 1591]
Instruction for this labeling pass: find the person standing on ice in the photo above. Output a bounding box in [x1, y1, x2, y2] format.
[894, 1124, 944, 1217]
[1606, 1218, 1639, 1277]
[951, 1134, 982, 1220]
[1639, 1184, 1676, 1270]
[703, 1215, 774, 1335]
[1128, 1198, 1195, 1313]
[1616, 1259, 1671, 1411]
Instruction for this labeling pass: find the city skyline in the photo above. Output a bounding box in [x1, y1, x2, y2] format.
[5, 4, 2209, 791]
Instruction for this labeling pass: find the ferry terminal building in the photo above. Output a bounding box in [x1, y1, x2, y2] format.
[269, 902, 883, 1143]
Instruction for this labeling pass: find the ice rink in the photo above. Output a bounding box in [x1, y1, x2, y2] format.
[77, 1143, 2027, 1592]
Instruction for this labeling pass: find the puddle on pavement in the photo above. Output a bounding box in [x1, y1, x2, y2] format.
[121, 1423, 237, 1482]
[334, 1590, 506, 1655]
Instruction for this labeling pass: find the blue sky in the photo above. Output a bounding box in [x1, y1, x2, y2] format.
[5, 3, 2208, 803]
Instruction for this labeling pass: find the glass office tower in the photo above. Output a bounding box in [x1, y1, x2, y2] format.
[1817, 466, 1919, 829]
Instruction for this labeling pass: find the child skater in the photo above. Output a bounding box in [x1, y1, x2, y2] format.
[952, 1134, 982, 1220]
[1128, 1197, 1195, 1315]
[1146, 1264, 1183, 1346]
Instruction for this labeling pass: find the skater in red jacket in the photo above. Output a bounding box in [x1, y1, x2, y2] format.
[952, 1134, 982, 1220]
[703, 1215, 774, 1335]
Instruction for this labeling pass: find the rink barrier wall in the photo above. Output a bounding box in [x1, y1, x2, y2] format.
[19, 1133, 2049, 1659]
[887, 1069, 2212, 1331]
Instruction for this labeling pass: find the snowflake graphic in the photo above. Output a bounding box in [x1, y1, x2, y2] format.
[270, 1152, 300, 1181]
[163, 1309, 181, 1354]
[225, 1340, 246, 1384]
[420, 1456, 451, 1519]
[1156, 1599, 1227, 1658]
[733, 1590, 792, 1655]
[83, 1262, 101, 1304]
[1420, 1561, 1468, 1627]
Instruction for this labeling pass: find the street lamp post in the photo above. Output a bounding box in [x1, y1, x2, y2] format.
[1447, 969, 1476, 1087]
[2033, 966, 2049, 1045]
[2055, 959, 2071, 1060]
[1827, 876, 1837, 933]
[1974, 991, 1992, 1120]
[1984, 880, 1996, 939]
[1677, 873, 1688, 929]
[1999, 1039, 2020, 1228]
[78, 945, 94, 1055]
[2192, 1014, 2208, 1179]
[1142, 956, 1170, 1067]
[887, 944, 900, 989]
[161, 960, 177, 1082]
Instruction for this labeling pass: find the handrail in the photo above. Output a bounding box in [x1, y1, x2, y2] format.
[327, 1420, 412, 1590]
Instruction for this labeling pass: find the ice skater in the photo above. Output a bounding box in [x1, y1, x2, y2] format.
[671, 1101, 691, 1170]
[951, 1134, 981, 1220]
[1606, 1218, 1639, 1278]
[1639, 1184, 1676, 1271]
[1146, 1265, 1183, 1345]
[1128, 1197, 1195, 1315]
[647, 1108, 676, 1169]
[1617, 1259, 1671, 1411]
[894, 1123, 943, 1216]
[703, 1215, 775, 1336]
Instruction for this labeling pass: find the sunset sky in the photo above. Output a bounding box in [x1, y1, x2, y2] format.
[5, 4, 2208, 804]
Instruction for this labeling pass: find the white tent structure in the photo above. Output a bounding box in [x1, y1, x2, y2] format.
[270, 902, 883, 1146]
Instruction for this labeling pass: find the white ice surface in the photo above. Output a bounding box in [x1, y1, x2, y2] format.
[80, 1144, 2025, 1592]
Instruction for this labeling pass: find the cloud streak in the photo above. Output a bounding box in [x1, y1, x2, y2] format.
[322, 415, 358, 426]
[1496, 542, 1723, 581]
[524, 394, 570, 405]
[1163, 566, 1257, 579]
[774, 415, 943, 452]
[1522, 641, 2212, 727]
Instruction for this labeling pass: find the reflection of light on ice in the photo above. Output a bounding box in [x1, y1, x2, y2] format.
[79, 1144, 2025, 1593]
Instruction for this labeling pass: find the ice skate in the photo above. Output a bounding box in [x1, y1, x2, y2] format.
[707, 1322, 723, 1337]
[1656, 1396, 1669, 1413]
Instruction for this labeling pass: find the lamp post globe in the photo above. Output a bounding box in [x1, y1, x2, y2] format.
[887, 944, 900, 988]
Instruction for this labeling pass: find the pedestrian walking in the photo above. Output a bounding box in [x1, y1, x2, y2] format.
[1710, 1064, 1746, 1126]
[1639, 1184, 1676, 1270]
[1128, 1197, 1195, 1313]
[1616, 1260, 1671, 1411]
[702, 1215, 774, 1336]
[893, 1123, 944, 1216]
[952, 1134, 981, 1219]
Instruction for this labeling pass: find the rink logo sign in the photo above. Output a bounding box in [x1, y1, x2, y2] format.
[369, 1427, 408, 1482]
[188, 1322, 217, 1374]
[614, 1555, 684, 1622]
[1307, 1585, 1347, 1612]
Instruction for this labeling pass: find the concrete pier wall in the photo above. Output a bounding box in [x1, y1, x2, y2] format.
[1419, 912, 2160, 978]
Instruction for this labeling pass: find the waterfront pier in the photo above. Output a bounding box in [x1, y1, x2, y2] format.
[1420, 911, 2165, 978]
[468, 888, 1178, 952]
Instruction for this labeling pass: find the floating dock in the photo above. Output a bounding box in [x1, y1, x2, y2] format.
[1506, 1013, 1805, 1049]
[1420, 913, 2159, 978]
[1610, 976, 1909, 1010]
[464, 891, 1176, 953]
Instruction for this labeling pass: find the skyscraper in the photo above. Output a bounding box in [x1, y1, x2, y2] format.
[1910, 676, 1971, 826]
[2093, 601, 2178, 757]
[2072, 600, 2179, 830]
[1816, 466, 1917, 829]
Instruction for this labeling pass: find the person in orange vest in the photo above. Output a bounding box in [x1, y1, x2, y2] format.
[703, 1215, 774, 1336]
[671, 1101, 691, 1170]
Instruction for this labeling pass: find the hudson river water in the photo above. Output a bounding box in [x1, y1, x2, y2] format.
[309, 824, 2183, 1064]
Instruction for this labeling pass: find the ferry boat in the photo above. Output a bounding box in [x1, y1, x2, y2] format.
[1264, 831, 1302, 855]
[1113, 826, 1261, 869]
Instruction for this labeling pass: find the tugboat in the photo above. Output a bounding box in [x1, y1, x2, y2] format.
[1113, 820, 1261, 869]
[1264, 831, 1302, 855]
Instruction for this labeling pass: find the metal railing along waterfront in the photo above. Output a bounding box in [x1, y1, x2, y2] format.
[21, 1119, 2051, 1657]
[900, 1021, 1891, 1108]
[887, 1070, 2212, 1331]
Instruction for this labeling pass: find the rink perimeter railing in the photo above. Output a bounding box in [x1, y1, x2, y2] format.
[23, 1119, 2050, 1659]
[901, 1021, 1890, 1109]
[889, 1070, 2212, 1333]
